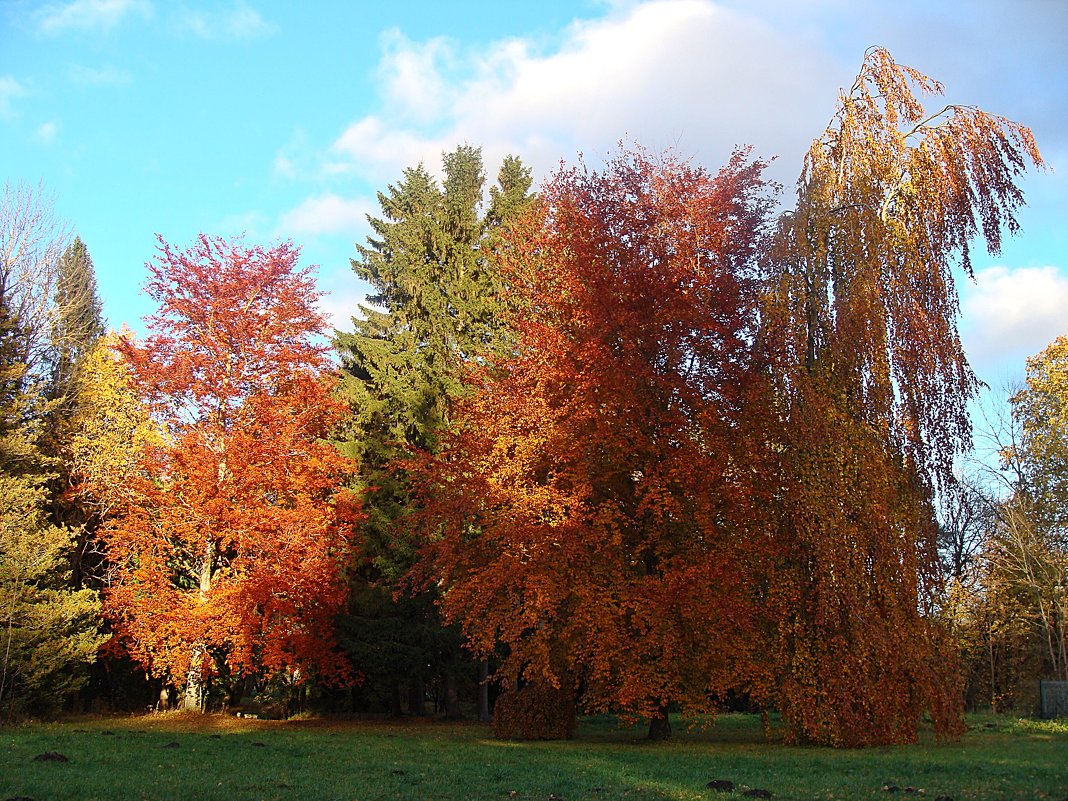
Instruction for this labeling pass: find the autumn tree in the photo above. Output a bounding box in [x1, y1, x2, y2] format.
[336, 146, 532, 717]
[758, 47, 1044, 745]
[99, 235, 356, 711]
[973, 336, 1068, 688]
[1011, 336, 1068, 541]
[409, 147, 773, 738]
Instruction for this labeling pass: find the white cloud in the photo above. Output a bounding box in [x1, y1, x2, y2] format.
[961, 265, 1068, 379]
[36, 121, 59, 142]
[376, 29, 457, 123]
[326, 0, 840, 186]
[37, 0, 151, 33]
[278, 194, 373, 237]
[69, 64, 133, 85]
[175, 1, 276, 41]
[0, 76, 27, 117]
[317, 275, 373, 334]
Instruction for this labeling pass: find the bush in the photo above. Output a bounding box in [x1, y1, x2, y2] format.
[492, 680, 576, 740]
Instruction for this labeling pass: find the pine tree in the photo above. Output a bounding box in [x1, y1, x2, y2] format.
[335, 145, 532, 716]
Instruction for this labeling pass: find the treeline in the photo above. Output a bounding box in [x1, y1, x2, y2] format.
[1, 49, 1060, 746]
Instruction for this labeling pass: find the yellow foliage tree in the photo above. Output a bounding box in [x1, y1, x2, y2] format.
[64, 332, 165, 526]
[759, 47, 1044, 745]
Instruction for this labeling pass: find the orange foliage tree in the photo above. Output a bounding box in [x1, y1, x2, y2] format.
[410, 148, 774, 737]
[757, 47, 1044, 745]
[99, 235, 356, 710]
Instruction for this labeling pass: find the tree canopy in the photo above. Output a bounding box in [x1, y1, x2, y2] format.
[97, 235, 357, 710]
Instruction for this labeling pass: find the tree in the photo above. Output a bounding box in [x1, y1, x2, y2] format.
[39, 237, 107, 588]
[1, 181, 70, 377]
[409, 147, 773, 738]
[982, 335, 1068, 686]
[0, 280, 102, 715]
[335, 146, 533, 717]
[48, 237, 104, 404]
[758, 47, 1043, 744]
[0, 474, 104, 716]
[1012, 336, 1068, 541]
[98, 235, 356, 711]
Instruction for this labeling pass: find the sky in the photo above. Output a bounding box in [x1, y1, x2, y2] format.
[2, 0, 1067, 400]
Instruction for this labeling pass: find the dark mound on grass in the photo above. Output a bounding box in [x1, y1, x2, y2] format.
[32, 752, 68, 762]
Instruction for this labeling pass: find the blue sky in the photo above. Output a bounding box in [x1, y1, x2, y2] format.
[3, 0, 1066, 399]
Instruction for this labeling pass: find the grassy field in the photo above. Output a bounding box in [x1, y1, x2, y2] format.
[2, 712, 1065, 801]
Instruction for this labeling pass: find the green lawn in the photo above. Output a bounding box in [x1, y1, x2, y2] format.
[2, 712, 1065, 801]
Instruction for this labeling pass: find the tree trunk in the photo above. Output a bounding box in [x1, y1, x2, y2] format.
[181, 536, 213, 713]
[478, 659, 491, 723]
[648, 703, 672, 740]
[181, 647, 205, 712]
[390, 679, 404, 717]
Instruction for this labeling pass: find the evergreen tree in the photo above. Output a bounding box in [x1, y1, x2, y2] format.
[49, 237, 105, 404]
[41, 237, 106, 585]
[0, 290, 103, 716]
[335, 145, 532, 716]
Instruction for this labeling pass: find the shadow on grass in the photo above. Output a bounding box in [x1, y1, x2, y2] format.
[1, 713, 1065, 801]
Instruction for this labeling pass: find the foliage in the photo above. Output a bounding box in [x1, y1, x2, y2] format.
[0, 475, 104, 715]
[410, 146, 774, 729]
[47, 236, 105, 405]
[64, 334, 164, 522]
[757, 47, 1043, 746]
[492, 679, 577, 740]
[1012, 335, 1068, 540]
[0, 276, 102, 715]
[97, 235, 357, 709]
[335, 146, 533, 713]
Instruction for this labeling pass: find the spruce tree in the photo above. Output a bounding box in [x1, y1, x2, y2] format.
[41, 237, 105, 588]
[335, 146, 532, 716]
[49, 237, 104, 404]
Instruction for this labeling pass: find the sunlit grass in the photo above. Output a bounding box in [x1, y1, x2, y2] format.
[2, 712, 1065, 801]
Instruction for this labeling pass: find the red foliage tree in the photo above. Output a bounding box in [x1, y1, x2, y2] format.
[410, 148, 774, 736]
[100, 235, 356, 710]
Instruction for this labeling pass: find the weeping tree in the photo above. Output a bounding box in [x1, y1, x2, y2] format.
[758, 47, 1044, 745]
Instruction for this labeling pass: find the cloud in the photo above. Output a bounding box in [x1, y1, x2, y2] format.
[278, 194, 373, 237]
[175, 1, 277, 41]
[36, 121, 59, 142]
[37, 0, 151, 33]
[287, 0, 1066, 346]
[961, 265, 1068, 379]
[0, 76, 27, 117]
[316, 274, 373, 334]
[69, 64, 133, 85]
[375, 29, 457, 123]
[326, 0, 840, 186]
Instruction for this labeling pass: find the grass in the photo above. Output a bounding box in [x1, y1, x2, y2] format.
[1, 712, 1065, 801]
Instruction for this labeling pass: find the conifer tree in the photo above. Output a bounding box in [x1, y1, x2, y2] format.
[0, 287, 102, 716]
[41, 238, 106, 586]
[48, 237, 104, 405]
[335, 145, 532, 715]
